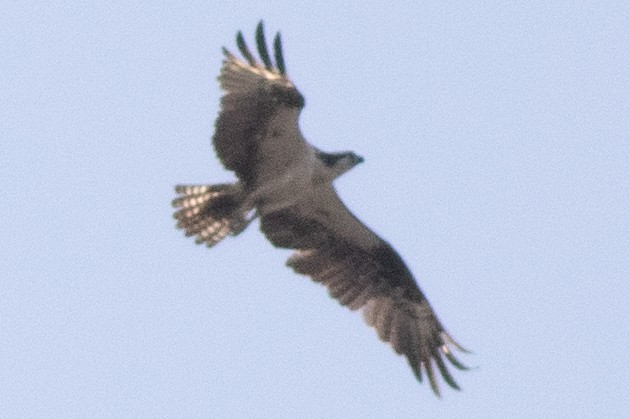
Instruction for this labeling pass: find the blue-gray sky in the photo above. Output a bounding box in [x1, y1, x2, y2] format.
[2, 2, 628, 418]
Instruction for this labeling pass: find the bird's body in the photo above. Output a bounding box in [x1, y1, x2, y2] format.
[173, 21, 469, 396]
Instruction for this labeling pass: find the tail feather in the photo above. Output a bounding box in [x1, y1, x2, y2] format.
[172, 183, 252, 247]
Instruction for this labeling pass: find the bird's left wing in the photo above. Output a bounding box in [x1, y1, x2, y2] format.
[259, 185, 469, 396]
[214, 21, 308, 186]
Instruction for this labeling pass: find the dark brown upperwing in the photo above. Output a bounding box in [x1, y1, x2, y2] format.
[213, 21, 305, 185]
[259, 196, 469, 396]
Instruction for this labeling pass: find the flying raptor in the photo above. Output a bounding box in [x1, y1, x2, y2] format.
[172, 21, 469, 396]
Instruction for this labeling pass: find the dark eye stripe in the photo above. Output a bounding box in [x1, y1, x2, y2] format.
[317, 151, 345, 167]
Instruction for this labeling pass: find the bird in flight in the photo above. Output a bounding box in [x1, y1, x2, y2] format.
[172, 21, 469, 396]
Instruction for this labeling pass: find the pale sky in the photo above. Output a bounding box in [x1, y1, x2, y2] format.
[2, 2, 628, 418]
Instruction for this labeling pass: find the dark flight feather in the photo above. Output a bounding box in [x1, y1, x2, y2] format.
[236, 31, 256, 66]
[273, 33, 286, 75]
[255, 21, 273, 70]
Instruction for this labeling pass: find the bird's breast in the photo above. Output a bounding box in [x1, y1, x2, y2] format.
[252, 159, 317, 216]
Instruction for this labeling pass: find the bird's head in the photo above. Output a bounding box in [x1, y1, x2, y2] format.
[317, 150, 364, 179]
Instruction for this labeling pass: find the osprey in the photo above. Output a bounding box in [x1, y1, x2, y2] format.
[173, 21, 469, 396]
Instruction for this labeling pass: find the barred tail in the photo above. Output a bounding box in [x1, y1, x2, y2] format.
[172, 183, 253, 247]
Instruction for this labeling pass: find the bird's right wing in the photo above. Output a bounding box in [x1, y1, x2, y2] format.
[259, 184, 469, 396]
